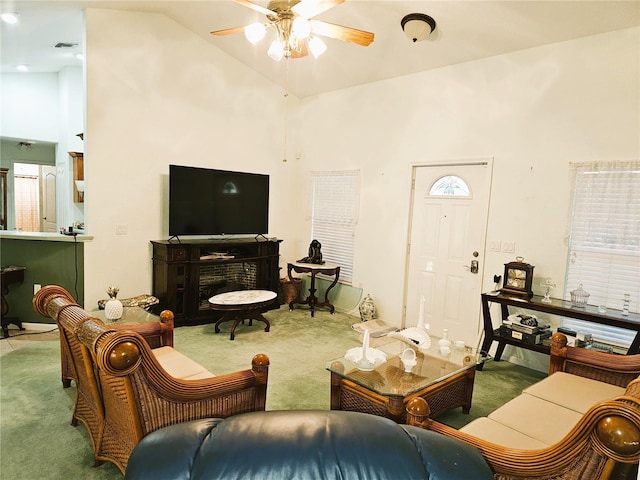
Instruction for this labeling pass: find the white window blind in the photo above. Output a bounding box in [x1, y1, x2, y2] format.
[563, 160, 640, 348]
[310, 170, 360, 284]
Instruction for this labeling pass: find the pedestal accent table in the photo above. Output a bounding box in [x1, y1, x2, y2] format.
[287, 262, 340, 317]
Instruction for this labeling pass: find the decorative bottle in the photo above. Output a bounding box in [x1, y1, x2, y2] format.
[104, 285, 123, 320]
[438, 329, 452, 348]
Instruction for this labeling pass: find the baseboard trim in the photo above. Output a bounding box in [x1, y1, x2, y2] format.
[13, 322, 58, 333]
[503, 353, 548, 374]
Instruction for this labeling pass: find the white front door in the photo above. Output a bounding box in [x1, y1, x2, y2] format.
[40, 166, 57, 232]
[404, 160, 493, 347]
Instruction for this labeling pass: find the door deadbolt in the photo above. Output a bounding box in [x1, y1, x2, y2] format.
[470, 259, 479, 274]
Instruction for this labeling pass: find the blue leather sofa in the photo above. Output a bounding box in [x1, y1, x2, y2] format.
[125, 409, 493, 480]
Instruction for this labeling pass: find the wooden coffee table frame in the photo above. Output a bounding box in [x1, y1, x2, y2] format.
[209, 290, 276, 340]
[330, 363, 476, 423]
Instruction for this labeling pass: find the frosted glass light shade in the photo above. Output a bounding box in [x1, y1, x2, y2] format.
[75, 180, 85, 193]
[292, 17, 311, 39]
[401, 13, 436, 43]
[268, 39, 284, 61]
[308, 36, 327, 58]
[1, 13, 19, 24]
[244, 23, 266, 44]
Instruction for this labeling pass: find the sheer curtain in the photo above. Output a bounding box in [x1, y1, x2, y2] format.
[563, 160, 640, 347]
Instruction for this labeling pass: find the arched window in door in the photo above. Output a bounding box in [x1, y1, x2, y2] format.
[428, 175, 471, 197]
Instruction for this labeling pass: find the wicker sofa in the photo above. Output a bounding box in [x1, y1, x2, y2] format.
[407, 332, 640, 479]
[33, 285, 270, 474]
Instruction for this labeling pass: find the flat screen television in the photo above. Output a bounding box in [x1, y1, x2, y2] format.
[169, 165, 269, 236]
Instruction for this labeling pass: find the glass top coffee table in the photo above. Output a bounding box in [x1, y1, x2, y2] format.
[92, 307, 174, 348]
[327, 338, 480, 423]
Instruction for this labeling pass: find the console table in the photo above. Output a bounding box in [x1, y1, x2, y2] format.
[287, 262, 340, 317]
[480, 292, 640, 365]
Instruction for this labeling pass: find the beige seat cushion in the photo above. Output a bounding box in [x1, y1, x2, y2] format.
[460, 417, 548, 449]
[523, 372, 625, 414]
[152, 346, 216, 380]
[487, 393, 582, 446]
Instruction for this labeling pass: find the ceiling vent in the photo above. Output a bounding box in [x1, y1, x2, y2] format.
[54, 42, 78, 49]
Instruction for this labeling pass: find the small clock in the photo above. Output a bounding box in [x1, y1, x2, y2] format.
[501, 257, 534, 298]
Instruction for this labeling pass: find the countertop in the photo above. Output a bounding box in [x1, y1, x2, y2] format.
[0, 231, 94, 242]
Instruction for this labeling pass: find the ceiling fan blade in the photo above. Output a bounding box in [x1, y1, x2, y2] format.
[292, 0, 344, 19]
[233, 0, 277, 17]
[310, 20, 374, 46]
[210, 26, 247, 36]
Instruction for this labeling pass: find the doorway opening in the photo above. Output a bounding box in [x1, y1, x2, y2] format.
[13, 162, 57, 232]
[14, 163, 40, 231]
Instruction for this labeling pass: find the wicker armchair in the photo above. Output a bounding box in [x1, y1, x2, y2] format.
[33, 285, 269, 474]
[32, 285, 112, 458]
[33, 285, 174, 389]
[406, 333, 640, 480]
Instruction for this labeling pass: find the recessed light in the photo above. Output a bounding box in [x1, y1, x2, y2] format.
[16, 65, 29, 72]
[1, 12, 19, 24]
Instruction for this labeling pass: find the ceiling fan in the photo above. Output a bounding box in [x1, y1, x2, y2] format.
[211, 0, 374, 61]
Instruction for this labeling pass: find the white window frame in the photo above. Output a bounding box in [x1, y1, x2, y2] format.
[563, 160, 640, 349]
[309, 170, 360, 285]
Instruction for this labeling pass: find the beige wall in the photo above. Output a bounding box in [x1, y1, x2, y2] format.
[83, 9, 305, 307]
[296, 27, 639, 370]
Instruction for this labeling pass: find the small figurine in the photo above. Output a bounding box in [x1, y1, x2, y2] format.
[298, 239, 324, 264]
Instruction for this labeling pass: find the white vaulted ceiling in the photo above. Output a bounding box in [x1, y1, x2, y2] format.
[1, 1, 639, 98]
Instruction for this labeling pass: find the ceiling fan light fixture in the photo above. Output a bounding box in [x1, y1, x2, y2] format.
[292, 17, 311, 39]
[268, 38, 285, 61]
[211, 0, 375, 61]
[401, 13, 436, 43]
[244, 22, 267, 44]
[308, 36, 327, 58]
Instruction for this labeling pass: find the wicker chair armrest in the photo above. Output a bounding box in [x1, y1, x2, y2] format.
[113, 310, 175, 347]
[407, 396, 640, 479]
[90, 328, 269, 402]
[550, 332, 640, 387]
[33, 285, 81, 320]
